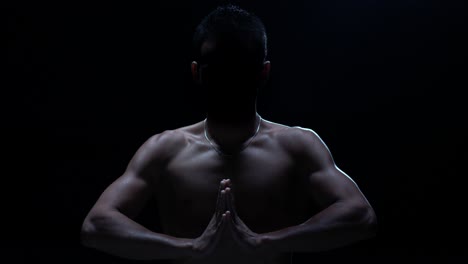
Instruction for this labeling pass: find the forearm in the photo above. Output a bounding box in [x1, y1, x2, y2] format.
[81, 210, 195, 260]
[260, 201, 377, 253]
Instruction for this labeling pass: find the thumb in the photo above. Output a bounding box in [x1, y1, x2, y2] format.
[223, 211, 233, 230]
[224, 211, 239, 238]
[217, 212, 229, 235]
[213, 213, 230, 248]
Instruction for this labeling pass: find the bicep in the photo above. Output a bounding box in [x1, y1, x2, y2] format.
[307, 165, 366, 210]
[295, 128, 369, 210]
[90, 170, 154, 220]
[88, 134, 167, 220]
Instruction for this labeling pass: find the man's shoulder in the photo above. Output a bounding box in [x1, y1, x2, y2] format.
[143, 120, 205, 155]
[288, 126, 321, 141]
[272, 124, 322, 154]
[141, 129, 189, 159]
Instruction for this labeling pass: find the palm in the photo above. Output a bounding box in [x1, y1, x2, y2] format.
[221, 180, 267, 257]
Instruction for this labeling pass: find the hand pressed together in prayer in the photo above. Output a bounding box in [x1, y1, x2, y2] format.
[191, 179, 271, 260]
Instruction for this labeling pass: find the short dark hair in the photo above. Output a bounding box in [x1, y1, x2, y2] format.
[192, 4, 267, 70]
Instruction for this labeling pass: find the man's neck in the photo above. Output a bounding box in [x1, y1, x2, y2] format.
[205, 108, 261, 151]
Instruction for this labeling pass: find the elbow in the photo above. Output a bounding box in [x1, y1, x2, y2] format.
[364, 209, 378, 238]
[345, 201, 377, 239]
[80, 211, 119, 248]
[81, 214, 109, 248]
[357, 204, 378, 239]
[80, 219, 97, 248]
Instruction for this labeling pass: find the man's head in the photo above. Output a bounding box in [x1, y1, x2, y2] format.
[191, 4, 270, 108]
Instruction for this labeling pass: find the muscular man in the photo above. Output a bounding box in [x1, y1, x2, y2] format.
[80, 4, 377, 264]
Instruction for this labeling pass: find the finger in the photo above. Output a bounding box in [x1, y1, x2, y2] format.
[215, 213, 228, 245]
[221, 189, 226, 210]
[225, 187, 237, 224]
[219, 190, 227, 222]
[225, 187, 232, 214]
[221, 211, 232, 236]
[225, 211, 244, 247]
[225, 178, 232, 187]
[224, 180, 234, 202]
[224, 211, 234, 235]
[216, 180, 226, 221]
[215, 183, 222, 220]
[217, 195, 223, 224]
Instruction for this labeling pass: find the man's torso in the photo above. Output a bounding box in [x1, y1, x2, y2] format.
[152, 119, 317, 264]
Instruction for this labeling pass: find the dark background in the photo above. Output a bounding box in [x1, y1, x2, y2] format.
[6, 0, 467, 263]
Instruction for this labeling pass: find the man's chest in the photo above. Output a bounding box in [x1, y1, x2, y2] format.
[155, 142, 310, 238]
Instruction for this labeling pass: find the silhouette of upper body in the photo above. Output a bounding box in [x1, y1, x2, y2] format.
[81, 5, 377, 264]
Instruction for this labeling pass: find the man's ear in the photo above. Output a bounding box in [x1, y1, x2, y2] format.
[261, 61, 271, 81]
[191, 61, 199, 83]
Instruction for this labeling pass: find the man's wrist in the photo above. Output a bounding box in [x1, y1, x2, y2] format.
[175, 238, 198, 258]
[256, 234, 276, 257]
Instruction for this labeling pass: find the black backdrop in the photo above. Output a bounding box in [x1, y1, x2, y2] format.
[6, 0, 467, 263]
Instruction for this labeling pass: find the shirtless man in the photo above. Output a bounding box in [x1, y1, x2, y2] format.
[80, 4, 377, 264]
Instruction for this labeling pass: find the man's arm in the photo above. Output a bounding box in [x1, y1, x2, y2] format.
[80, 131, 196, 260]
[259, 127, 377, 253]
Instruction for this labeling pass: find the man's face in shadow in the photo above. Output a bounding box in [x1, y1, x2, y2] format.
[191, 35, 270, 111]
